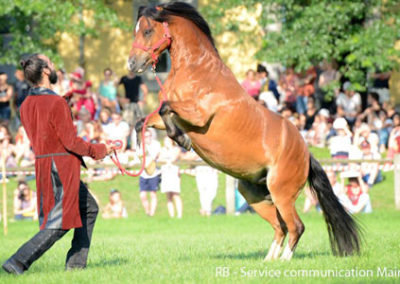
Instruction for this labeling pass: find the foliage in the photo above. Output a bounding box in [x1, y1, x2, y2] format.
[0, 0, 128, 67]
[202, 0, 400, 91]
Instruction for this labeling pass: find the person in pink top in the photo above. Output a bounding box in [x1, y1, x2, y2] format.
[241, 69, 261, 99]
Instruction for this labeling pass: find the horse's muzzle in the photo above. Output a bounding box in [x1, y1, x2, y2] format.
[127, 56, 147, 74]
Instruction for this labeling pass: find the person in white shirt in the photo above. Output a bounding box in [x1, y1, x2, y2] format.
[138, 129, 161, 216]
[336, 81, 362, 126]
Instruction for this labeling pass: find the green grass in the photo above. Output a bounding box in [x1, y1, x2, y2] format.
[1, 158, 400, 283]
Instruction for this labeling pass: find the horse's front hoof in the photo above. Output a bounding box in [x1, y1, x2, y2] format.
[159, 101, 171, 116]
[178, 134, 192, 151]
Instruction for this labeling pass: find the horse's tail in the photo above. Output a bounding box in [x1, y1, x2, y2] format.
[307, 155, 361, 256]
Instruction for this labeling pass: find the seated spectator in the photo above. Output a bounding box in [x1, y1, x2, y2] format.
[0, 124, 17, 169]
[279, 67, 299, 110]
[359, 92, 382, 129]
[14, 181, 37, 220]
[102, 189, 128, 219]
[241, 69, 261, 99]
[99, 108, 112, 127]
[296, 66, 316, 115]
[99, 68, 119, 113]
[340, 171, 372, 214]
[159, 137, 183, 218]
[67, 71, 96, 120]
[387, 113, 400, 159]
[336, 81, 362, 127]
[102, 112, 130, 151]
[304, 96, 317, 130]
[14, 126, 34, 167]
[352, 123, 379, 154]
[306, 108, 330, 148]
[0, 72, 13, 122]
[353, 140, 383, 188]
[329, 117, 353, 159]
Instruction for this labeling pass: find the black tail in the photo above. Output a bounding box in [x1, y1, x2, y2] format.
[308, 155, 361, 256]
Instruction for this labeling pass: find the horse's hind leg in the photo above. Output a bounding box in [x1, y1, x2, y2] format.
[238, 180, 287, 261]
[159, 102, 191, 150]
[267, 169, 306, 261]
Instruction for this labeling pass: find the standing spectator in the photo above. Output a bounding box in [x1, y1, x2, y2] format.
[316, 60, 340, 111]
[102, 189, 128, 219]
[241, 69, 261, 100]
[181, 150, 218, 217]
[0, 72, 13, 122]
[139, 130, 161, 217]
[99, 68, 119, 113]
[336, 81, 362, 127]
[296, 66, 316, 114]
[159, 137, 183, 218]
[387, 113, 400, 159]
[13, 69, 30, 111]
[13, 181, 37, 221]
[119, 71, 148, 126]
[369, 71, 391, 103]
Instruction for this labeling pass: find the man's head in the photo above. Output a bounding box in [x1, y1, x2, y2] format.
[0, 72, 7, 85]
[20, 54, 58, 86]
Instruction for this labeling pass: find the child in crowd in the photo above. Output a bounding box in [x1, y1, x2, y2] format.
[102, 189, 128, 219]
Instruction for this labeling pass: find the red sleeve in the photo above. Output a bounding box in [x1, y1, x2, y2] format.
[50, 98, 107, 160]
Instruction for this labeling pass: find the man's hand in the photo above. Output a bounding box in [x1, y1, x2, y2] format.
[105, 143, 114, 155]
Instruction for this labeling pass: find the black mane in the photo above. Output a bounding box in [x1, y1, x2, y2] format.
[138, 1, 217, 51]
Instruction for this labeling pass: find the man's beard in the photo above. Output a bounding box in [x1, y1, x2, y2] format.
[49, 70, 58, 84]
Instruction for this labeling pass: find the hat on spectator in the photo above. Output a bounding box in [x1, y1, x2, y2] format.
[358, 123, 370, 134]
[70, 71, 82, 82]
[318, 108, 330, 118]
[333, 117, 348, 130]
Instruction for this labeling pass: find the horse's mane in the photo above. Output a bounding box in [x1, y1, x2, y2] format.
[138, 1, 217, 52]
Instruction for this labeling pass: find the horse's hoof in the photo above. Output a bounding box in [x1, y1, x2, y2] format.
[178, 134, 192, 151]
[159, 101, 171, 116]
[135, 118, 145, 134]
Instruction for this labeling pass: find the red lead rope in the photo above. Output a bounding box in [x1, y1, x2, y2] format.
[107, 22, 171, 177]
[107, 71, 167, 177]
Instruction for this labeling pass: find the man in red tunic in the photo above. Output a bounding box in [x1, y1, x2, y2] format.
[2, 54, 112, 274]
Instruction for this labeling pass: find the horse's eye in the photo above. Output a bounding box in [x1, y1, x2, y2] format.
[144, 29, 153, 36]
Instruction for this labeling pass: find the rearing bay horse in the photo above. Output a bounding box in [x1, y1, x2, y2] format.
[128, 2, 360, 261]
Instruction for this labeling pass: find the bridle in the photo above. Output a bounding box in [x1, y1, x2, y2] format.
[108, 21, 172, 177]
[131, 21, 172, 67]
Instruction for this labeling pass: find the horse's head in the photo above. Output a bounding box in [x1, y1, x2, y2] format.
[128, 15, 171, 73]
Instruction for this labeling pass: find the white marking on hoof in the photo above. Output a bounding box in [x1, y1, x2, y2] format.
[264, 240, 282, 262]
[280, 244, 293, 261]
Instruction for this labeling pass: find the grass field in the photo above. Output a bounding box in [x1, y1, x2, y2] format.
[1, 148, 400, 283]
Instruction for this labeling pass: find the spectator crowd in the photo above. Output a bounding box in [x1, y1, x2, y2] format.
[0, 60, 397, 220]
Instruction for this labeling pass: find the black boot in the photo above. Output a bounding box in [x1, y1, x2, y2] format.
[2, 257, 25, 275]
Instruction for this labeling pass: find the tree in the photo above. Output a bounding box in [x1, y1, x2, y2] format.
[202, 0, 400, 91]
[0, 0, 128, 67]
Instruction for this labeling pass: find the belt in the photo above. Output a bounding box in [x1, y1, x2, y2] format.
[35, 152, 71, 159]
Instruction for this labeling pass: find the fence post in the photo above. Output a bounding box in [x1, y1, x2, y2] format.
[225, 175, 235, 215]
[395, 154, 400, 210]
